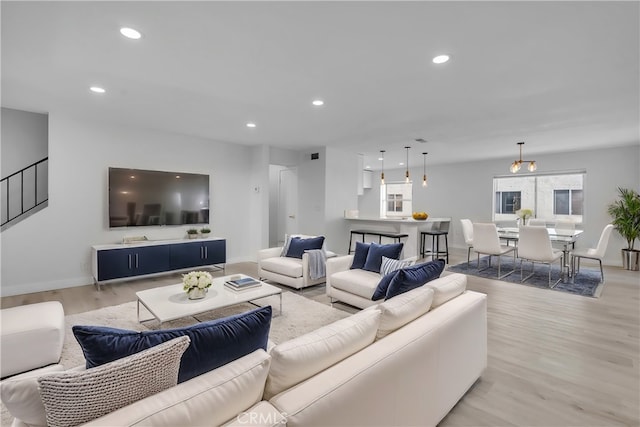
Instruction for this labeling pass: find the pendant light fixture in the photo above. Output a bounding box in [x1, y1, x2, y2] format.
[380, 150, 385, 184]
[404, 146, 411, 183]
[510, 141, 537, 173]
[422, 152, 428, 187]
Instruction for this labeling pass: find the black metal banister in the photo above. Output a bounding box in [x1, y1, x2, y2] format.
[1, 157, 49, 228]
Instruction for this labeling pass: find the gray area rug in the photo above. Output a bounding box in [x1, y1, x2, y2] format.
[448, 256, 604, 297]
[1, 291, 349, 426]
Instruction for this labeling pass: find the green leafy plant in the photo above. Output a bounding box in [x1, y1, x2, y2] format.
[186, 228, 198, 235]
[200, 227, 211, 234]
[607, 187, 640, 250]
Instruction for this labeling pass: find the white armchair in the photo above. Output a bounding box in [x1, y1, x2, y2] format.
[257, 235, 334, 289]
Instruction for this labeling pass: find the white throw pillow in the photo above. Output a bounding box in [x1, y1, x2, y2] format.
[425, 273, 467, 307]
[38, 336, 190, 427]
[264, 309, 381, 399]
[0, 364, 65, 427]
[376, 286, 434, 339]
[380, 256, 413, 277]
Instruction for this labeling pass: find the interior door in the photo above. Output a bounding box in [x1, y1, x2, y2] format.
[278, 168, 298, 245]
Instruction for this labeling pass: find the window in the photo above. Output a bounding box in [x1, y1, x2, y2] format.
[380, 182, 412, 217]
[495, 191, 521, 214]
[387, 193, 403, 213]
[554, 189, 583, 215]
[492, 171, 585, 223]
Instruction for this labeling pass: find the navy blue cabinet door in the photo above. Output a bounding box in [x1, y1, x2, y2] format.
[170, 240, 226, 269]
[135, 245, 171, 276]
[170, 242, 205, 270]
[203, 240, 226, 264]
[97, 248, 135, 281]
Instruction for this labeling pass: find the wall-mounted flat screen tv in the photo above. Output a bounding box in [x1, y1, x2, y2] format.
[109, 167, 210, 228]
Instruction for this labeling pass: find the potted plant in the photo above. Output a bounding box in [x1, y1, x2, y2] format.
[200, 227, 211, 238]
[607, 187, 640, 270]
[186, 228, 199, 239]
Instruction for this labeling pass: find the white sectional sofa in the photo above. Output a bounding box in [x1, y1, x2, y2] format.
[2, 274, 486, 427]
[88, 273, 486, 426]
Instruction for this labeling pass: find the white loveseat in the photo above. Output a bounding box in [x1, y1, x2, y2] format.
[327, 253, 436, 309]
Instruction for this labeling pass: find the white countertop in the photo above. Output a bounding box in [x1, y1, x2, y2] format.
[345, 217, 451, 223]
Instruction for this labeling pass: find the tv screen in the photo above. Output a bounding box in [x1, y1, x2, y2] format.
[108, 167, 210, 228]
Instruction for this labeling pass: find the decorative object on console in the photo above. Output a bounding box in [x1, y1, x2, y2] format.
[200, 227, 211, 238]
[187, 228, 199, 239]
[509, 141, 537, 173]
[182, 270, 213, 299]
[72, 306, 272, 384]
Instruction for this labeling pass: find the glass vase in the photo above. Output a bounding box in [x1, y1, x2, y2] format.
[187, 287, 207, 300]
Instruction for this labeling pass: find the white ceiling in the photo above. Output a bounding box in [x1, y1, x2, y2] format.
[2, 1, 638, 170]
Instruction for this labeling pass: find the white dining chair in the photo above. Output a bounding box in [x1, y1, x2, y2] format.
[554, 219, 576, 231]
[472, 223, 516, 279]
[528, 218, 547, 227]
[460, 219, 474, 267]
[571, 224, 614, 283]
[517, 226, 564, 287]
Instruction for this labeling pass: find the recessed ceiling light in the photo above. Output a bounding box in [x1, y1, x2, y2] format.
[432, 55, 450, 64]
[246, 122, 257, 128]
[312, 99, 324, 106]
[399, 162, 405, 166]
[377, 157, 383, 161]
[90, 86, 106, 94]
[120, 27, 142, 40]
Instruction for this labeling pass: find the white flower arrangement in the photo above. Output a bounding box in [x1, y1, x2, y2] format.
[182, 271, 213, 292]
[516, 208, 533, 220]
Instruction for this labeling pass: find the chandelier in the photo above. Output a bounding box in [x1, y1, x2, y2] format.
[510, 142, 537, 173]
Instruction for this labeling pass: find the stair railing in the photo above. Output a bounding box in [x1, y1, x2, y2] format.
[1, 157, 49, 227]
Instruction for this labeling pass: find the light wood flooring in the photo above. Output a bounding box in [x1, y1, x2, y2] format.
[1, 249, 639, 426]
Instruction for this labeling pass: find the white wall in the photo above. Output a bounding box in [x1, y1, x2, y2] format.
[0, 114, 265, 296]
[358, 144, 640, 266]
[324, 147, 359, 254]
[296, 148, 326, 237]
[1, 108, 48, 177]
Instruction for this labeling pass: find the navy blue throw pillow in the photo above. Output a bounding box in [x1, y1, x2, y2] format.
[350, 241, 371, 269]
[372, 270, 400, 300]
[73, 306, 272, 384]
[385, 259, 445, 300]
[362, 242, 403, 273]
[285, 236, 325, 259]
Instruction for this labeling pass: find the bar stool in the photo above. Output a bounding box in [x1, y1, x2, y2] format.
[420, 222, 449, 263]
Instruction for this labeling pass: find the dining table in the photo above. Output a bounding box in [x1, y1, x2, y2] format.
[496, 227, 584, 277]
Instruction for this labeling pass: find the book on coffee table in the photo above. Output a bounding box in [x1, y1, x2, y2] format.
[224, 277, 261, 291]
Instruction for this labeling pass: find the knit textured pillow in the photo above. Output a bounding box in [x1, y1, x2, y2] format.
[37, 336, 190, 427]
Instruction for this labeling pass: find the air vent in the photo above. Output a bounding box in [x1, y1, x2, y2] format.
[311, 153, 319, 160]
[415, 138, 427, 143]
